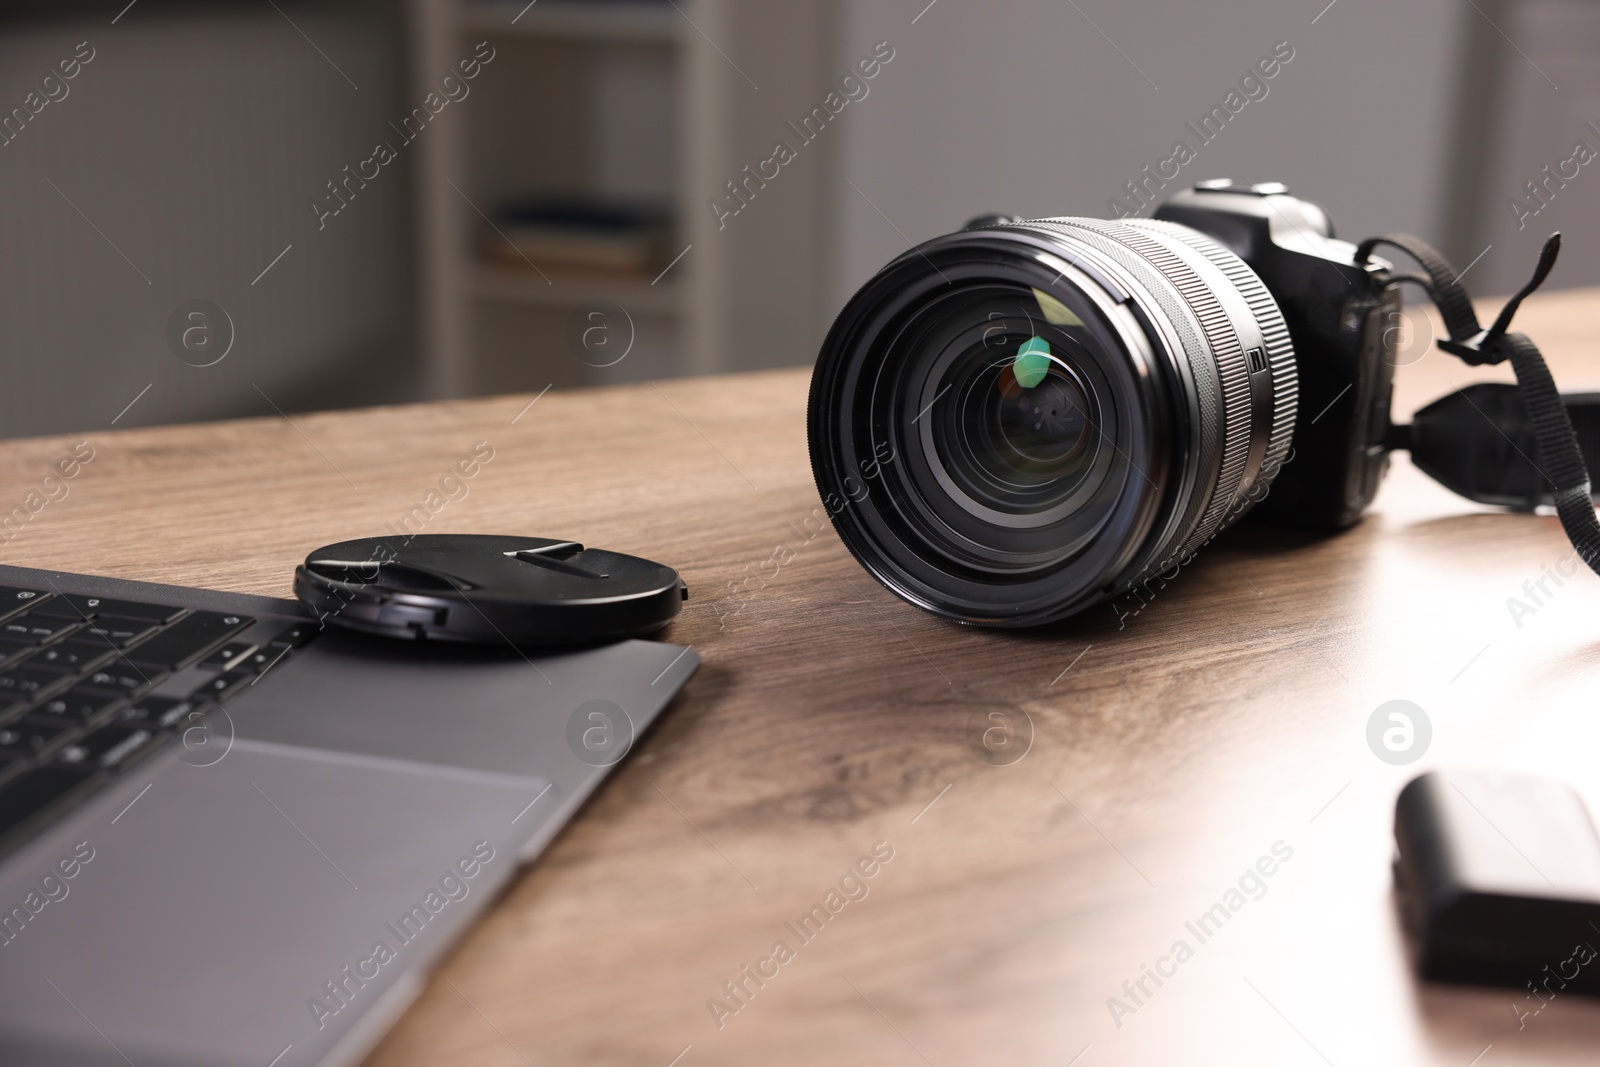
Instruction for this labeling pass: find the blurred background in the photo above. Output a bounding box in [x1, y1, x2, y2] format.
[0, 0, 1596, 438]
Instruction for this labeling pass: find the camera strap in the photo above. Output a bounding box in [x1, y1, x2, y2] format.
[1354, 232, 1600, 575]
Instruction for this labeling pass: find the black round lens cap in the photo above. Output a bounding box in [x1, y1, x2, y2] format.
[293, 534, 686, 645]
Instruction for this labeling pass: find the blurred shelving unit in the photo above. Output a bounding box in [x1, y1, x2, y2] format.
[406, 0, 834, 398]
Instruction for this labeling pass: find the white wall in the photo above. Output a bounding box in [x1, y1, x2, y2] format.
[1449, 0, 1600, 297]
[0, 5, 413, 438]
[826, 0, 1466, 311]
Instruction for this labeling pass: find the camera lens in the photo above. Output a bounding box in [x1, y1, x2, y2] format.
[808, 217, 1297, 626]
[890, 283, 1139, 570]
[960, 345, 1092, 486]
[940, 331, 1092, 504]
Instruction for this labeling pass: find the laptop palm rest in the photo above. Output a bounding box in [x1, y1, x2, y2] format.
[0, 742, 541, 1067]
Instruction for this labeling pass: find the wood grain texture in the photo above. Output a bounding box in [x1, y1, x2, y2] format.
[5, 288, 1600, 1066]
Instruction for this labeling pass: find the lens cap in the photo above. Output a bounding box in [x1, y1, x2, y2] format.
[293, 534, 686, 645]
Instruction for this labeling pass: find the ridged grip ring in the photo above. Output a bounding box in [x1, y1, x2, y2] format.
[1025, 216, 1277, 563]
[1132, 218, 1298, 501]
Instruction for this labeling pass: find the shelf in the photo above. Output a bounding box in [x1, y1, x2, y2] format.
[467, 265, 683, 316]
[461, 1, 681, 44]
[412, 0, 831, 392]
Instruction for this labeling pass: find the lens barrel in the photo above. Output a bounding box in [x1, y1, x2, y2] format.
[808, 216, 1297, 626]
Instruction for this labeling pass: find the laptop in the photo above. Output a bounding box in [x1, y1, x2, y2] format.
[0, 561, 698, 1067]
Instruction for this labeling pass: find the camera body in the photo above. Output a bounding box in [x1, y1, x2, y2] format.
[1154, 180, 1399, 529]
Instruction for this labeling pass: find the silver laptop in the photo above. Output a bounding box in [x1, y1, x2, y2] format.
[0, 563, 697, 1067]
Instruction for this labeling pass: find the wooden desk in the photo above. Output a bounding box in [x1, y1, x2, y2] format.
[4, 287, 1600, 1066]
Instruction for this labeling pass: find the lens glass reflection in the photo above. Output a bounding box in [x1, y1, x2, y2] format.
[917, 288, 1110, 521]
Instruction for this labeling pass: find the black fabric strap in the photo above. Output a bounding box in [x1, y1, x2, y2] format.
[1401, 384, 1600, 513]
[1354, 232, 1600, 575]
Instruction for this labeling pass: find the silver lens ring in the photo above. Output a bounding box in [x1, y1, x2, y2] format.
[1019, 217, 1296, 573]
[1130, 218, 1298, 516]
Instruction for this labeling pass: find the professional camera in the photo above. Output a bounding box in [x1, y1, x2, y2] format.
[808, 179, 1600, 626]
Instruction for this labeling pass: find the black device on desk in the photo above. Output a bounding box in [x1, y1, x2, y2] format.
[0, 550, 696, 1067]
[1395, 769, 1600, 995]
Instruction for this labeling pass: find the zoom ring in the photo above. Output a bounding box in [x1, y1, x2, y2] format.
[1050, 218, 1257, 559]
[1022, 219, 1224, 563]
[1135, 220, 1298, 494]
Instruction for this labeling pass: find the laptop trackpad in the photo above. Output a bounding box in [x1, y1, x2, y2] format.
[223, 632, 697, 780]
[0, 743, 540, 1067]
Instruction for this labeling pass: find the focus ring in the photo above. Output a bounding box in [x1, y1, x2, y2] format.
[1133, 220, 1298, 497]
[1021, 219, 1224, 562]
[1079, 221, 1255, 555]
[1033, 218, 1256, 561]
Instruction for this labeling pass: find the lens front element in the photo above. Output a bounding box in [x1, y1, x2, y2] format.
[991, 340, 1092, 477]
[930, 309, 1101, 521]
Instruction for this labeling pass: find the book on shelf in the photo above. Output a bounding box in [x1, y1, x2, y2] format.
[481, 197, 673, 280]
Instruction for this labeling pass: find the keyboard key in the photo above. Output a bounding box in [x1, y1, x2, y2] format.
[242, 645, 292, 674]
[0, 586, 49, 624]
[30, 687, 126, 726]
[0, 666, 74, 701]
[31, 594, 185, 623]
[200, 642, 257, 670]
[32, 639, 116, 673]
[191, 670, 252, 703]
[0, 718, 76, 758]
[268, 622, 319, 648]
[80, 616, 161, 648]
[119, 697, 205, 731]
[57, 723, 160, 770]
[0, 637, 34, 668]
[0, 764, 98, 841]
[0, 617, 79, 644]
[130, 610, 254, 669]
[81, 664, 166, 696]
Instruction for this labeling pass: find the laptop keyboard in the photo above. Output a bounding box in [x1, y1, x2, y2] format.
[0, 583, 317, 858]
